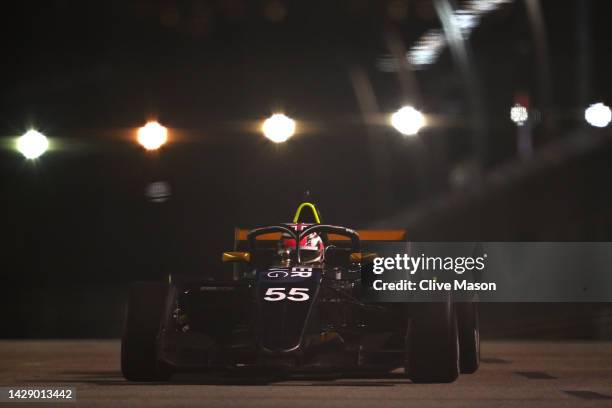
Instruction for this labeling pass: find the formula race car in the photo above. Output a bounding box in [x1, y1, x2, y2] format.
[121, 202, 479, 383]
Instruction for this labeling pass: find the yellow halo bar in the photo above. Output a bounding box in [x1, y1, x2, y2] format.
[292, 202, 321, 224]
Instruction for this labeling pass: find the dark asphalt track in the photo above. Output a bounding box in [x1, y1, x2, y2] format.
[1, 340, 612, 407]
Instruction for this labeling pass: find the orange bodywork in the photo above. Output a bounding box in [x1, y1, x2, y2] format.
[234, 228, 407, 242]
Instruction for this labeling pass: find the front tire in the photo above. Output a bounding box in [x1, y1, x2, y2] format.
[121, 282, 171, 381]
[406, 295, 459, 383]
[456, 302, 480, 374]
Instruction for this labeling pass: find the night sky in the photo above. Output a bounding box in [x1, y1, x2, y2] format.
[2, 0, 612, 291]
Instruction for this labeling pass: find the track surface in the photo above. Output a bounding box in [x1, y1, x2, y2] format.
[1, 340, 612, 407]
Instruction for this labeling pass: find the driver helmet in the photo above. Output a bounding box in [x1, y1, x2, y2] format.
[280, 223, 325, 264]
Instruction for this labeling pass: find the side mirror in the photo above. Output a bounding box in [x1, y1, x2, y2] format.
[222, 251, 251, 263]
[350, 252, 377, 264]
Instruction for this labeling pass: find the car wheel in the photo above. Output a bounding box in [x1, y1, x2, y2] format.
[456, 302, 480, 374]
[121, 282, 172, 381]
[406, 294, 459, 383]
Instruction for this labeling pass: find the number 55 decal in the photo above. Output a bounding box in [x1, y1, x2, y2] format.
[264, 288, 310, 302]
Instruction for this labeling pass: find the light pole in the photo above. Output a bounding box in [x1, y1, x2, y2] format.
[137, 120, 171, 281]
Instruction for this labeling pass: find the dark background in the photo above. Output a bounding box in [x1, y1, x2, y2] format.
[1, 0, 612, 338]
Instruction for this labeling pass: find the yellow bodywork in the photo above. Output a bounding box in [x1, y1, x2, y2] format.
[222, 251, 251, 262]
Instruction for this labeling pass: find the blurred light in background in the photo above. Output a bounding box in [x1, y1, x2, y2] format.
[407, 32, 446, 67]
[261, 113, 295, 143]
[263, 0, 287, 23]
[453, 10, 481, 35]
[391, 106, 425, 136]
[145, 181, 171, 203]
[137, 121, 168, 150]
[584, 103, 611, 128]
[510, 103, 529, 126]
[466, 0, 512, 13]
[17, 130, 49, 159]
[378, 0, 513, 71]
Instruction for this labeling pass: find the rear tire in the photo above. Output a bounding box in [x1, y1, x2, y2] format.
[456, 302, 480, 374]
[406, 295, 459, 383]
[121, 282, 172, 381]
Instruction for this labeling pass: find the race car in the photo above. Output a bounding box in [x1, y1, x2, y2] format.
[121, 202, 479, 383]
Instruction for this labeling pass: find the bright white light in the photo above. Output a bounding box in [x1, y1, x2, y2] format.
[17, 130, 49, 159]
[404, 0, 513, 68]
[510, 104, 529, 125]
[407, 31, 446, 67]
[453, 11, 480, 35]
[261, 114, 296, 143]
[137, 121, 168, 150]
[391, 106, 425, 136]
[584, 103, 612, 128]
